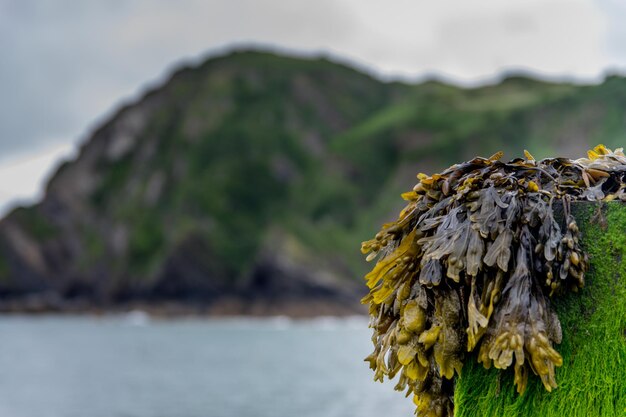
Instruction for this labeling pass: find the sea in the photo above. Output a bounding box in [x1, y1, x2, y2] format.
[0, 314, 414, 417]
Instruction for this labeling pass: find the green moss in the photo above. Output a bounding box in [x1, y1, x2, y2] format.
[455, 202, 626, 417]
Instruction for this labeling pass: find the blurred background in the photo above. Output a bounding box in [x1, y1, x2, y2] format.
[1, 1, 625, 416]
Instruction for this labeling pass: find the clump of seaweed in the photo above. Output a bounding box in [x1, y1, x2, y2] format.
[361, 145, 626, 416]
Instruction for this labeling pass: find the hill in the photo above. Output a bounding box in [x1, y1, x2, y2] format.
[0, 50, 624, 315]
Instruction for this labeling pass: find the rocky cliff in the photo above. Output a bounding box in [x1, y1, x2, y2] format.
[1, 50, 626, 315]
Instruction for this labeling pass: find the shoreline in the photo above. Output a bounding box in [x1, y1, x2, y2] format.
[0, 295, 367, 319]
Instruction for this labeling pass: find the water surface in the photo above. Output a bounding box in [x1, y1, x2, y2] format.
[0, 315, 414, 417]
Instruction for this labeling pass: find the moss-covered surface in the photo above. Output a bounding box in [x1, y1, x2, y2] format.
[455, 201, 626, 417]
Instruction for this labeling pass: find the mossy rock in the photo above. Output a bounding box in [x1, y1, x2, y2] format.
[455, 201, 626, 417]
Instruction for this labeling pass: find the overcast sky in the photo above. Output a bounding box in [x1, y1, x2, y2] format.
[1, 0, 625, 214]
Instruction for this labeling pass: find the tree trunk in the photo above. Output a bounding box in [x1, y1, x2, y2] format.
[455, 201, 626, 417]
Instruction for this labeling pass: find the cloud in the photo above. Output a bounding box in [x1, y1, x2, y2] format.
[0, 0, 357, 157]
[0, 0, 618, 210]
[428, 1, 607, 80]
[0, 141, 76, 216]
[329, 0, 608, 81]
[598, 0, 626, 69]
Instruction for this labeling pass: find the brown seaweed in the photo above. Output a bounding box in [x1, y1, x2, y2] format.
[360, 145, 626, 416]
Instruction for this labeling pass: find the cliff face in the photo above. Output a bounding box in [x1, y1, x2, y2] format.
[1, 50, 626, 314]
[0, 51, 399, 313]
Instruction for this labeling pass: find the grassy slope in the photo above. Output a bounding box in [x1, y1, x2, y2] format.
[5, 51, 626, 296]
[323, 75, 626, 277]
[455, 202, 626, 417]
[67, 51, 404, 289]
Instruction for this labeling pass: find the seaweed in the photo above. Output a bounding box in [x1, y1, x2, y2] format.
[361, 145, 626, 416]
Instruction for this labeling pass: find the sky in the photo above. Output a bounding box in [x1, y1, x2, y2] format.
[0, 0, 625, 214]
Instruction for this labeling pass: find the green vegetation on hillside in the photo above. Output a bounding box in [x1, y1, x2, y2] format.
[3, 50, 626, 304]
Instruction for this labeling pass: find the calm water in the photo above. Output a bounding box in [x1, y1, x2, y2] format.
[0, 315, 414, 417]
